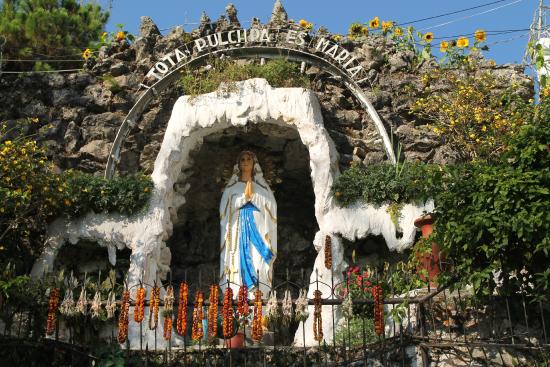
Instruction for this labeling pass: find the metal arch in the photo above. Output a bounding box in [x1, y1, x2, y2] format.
[104, 46, 397, 178]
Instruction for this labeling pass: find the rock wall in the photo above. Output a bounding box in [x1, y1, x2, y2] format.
[0, 4, 533, 175]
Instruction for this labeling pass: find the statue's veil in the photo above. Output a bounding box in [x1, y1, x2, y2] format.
[224, 151, 274, 197]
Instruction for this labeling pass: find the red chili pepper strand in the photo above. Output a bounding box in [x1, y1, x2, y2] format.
[134, 286, 146, 323]
[149, 286, 160, 330]
[191, 290, 204, 340]
[237, 285, 249, 318]
[163, 317, 173, 341]
[222, 287, 234, 338]
[46, 287, 60, 336]
[176, 282, 188, 336]
[251, 289, 263, 341]
[117, 290, 130, 344]
[313, 289, 323, 341]
[208, 284, 219, 337]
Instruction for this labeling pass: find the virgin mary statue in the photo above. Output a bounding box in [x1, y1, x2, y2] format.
[219, 151, 277, 296]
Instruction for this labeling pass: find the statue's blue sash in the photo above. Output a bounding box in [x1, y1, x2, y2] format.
[239, 202, 274, 288]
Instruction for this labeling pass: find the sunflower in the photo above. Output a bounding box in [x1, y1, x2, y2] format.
[457, 37, 469, 48]
[439, 41, 449, 53]
[349, 23, 363, 36]
[116, 31, 126, 41]
[382, 21, 393, 32]
[424, 32, 434, 43]
[369, 16, 380, 29]
[299, 19, 308, 28]
[332, 34, 342, 42]
[394, 27, 403, 37]
[82, 48, 92, 60]
[474, 29, 487, 43]
[361, 27, 369, 36]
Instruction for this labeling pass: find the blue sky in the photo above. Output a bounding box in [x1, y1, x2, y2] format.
[98, 0, 537, 68]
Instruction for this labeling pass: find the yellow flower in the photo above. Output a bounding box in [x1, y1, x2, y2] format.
[424, 32, 434, 43]
[335, 191, 341, 197]
[439, 41, 449, 52]
[299, 19, 308, 28]
[116, 31, 126, 41]
[4, 141, 11, 146]
[101, 31, 108, 40]
[144, 187, 149, 193]
[394, 27, 403, 36]
[382, 21, 393, 32]
[369, 16, 380, 29]
[349, 23, 363, 36]
[82, 48, 92, 60]
[362, 27, 369, 36]
[457, 37, 469, 48]
[474, 29, 486, 43]
[332, 34, 342, 42]
[469, 133, 476, 139]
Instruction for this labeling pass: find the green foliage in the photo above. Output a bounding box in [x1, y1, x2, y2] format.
[335, 316, 377, 347]
[0, 0, 109, 69]
[180, 58, 310, 97]
[0, 119, 153, 271]
[332, 162, 442, 207]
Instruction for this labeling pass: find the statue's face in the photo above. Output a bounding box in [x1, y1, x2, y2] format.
[239, 153, 254, 175]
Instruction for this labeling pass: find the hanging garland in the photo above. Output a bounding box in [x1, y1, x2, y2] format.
[176, 282, 188, 336]
[134, 286, 146, 323]
[163, 285, 174, 341]
[373, 284, 384, 336]
[117, 290, 130, 344]
[222, 287, 234, 338]
[324, 235, 333, 269]
[251, 288, 263, 342]
[295, 289, 309, 322]
[191, 290, 204, 341]
[313, 289, 323, 342]
[149, 285, 161, 330]
[237, 284, 249, 319]
[45, 287, 60, 336]
[208, 284, 219, 337]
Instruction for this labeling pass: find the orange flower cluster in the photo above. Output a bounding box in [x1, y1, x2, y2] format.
[176, 282, 188, 336]
[117, 290, 130, 343]
[163, 317, 173, 341]
[313, 289, 323, 342]
[46, 288, 60, 335]
[191, 290, 204, 340]
[251, 289, 263, 341]
[134, 286, 146, 323]
[208, 284, 219, 337]
[373, 285, 384, 336]
[237, 285, 249, 318]
[149, 286, 160, 330]
[324, 235, 332, 269]
[222, 287, 234, 338]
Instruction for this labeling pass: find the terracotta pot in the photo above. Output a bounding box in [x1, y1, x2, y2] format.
[225, 332, 245, 349]
[414, 214, 442, 285]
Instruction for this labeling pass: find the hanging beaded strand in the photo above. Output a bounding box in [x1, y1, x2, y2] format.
[176, 281, 188, 336]
[324, 235, 333, 269]
[134, 285, 146, 323]
[45, 287, 60, 335]
[191, 290, 205, 340]
[373, 284, 384, 336]
[117, 290, 130, 343]
[148, 285, 160, 330]
[313, 289, 323, 342]
[251, 288, 263, 341]
[163, 285, 175, 341]
[207, 284, 219, 337]
[222, 287, 234, 338]
[237, 284, 249, 319]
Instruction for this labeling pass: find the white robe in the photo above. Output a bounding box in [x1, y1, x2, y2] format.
[219, 181, 277, 298]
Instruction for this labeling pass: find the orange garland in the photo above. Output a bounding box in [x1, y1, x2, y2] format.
[191, 290, 204, 340]
[45, 287, 60, 336]
[324, 236, 333, 269]
[207, 284, 219, 337]
[117, 290, 130, 344]
[222, 287, 234, 338]
[251, 288, 263, 341]
[313, 289, 323, 342]
[163, 317, 173, 341]
[134, 286, 146, 323]
[149, 285, 160, 330]
[373, 285, 384, 336]
[176, 282, 188, 336]
[237, 285, 249, 318]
